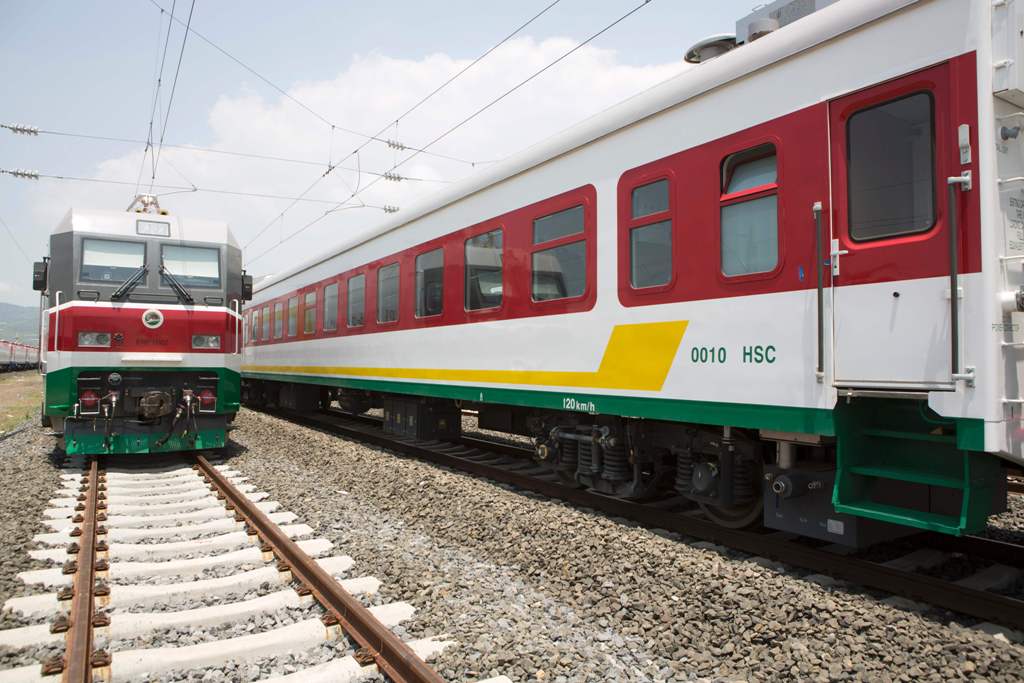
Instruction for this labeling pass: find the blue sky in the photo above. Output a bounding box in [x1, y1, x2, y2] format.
[1, 0, 753, 306]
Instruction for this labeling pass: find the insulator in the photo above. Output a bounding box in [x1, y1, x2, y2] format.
[382, 205, 400, 214]
[3, 168, 40, 180]
[2, 123, 39, 136]
[602, 442, 629, 482]
[385, 139, 407, 150]
[382, 171, 404, 182]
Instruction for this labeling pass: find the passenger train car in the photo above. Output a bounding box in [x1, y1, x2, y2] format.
[0, 340, 38, 372]
[243, 0, 1024, 544]
[34, 197, 252, 455]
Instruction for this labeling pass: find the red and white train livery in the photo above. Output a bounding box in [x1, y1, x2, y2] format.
[243, 0, 1024, 543]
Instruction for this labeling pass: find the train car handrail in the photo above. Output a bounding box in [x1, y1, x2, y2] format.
[813, 201, 824, 383]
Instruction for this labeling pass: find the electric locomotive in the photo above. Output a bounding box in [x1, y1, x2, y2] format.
[34, 195, 252, 455]
[243, 0, 1024, 545]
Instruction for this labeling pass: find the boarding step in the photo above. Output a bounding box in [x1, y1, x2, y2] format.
[833, 398, 1002, 536]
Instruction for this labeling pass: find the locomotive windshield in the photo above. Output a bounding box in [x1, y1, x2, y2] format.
[161, 244, 221, 288]
[81, 238, 146, 283]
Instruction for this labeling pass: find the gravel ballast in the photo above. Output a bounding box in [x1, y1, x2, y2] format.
[224, 410, 1024, 682]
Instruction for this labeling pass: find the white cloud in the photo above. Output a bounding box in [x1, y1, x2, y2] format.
[28, 37, 687, 278]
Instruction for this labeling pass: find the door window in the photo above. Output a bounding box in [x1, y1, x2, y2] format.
[847, 92, 935, 241]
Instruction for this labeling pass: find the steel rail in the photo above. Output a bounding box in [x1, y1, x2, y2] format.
[281, 408, 1024, 632]
[192, 455, 444, 683]
[59, 457, 105, 682]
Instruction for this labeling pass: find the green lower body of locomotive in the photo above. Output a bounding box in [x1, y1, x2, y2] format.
[44, 366, 240, 456]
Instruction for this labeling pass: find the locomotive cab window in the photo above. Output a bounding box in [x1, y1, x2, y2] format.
[303, 292, 317, 334]
[287, 297, 298, 337]
[161, 245, 221, 288]
[847, 92, 935, 241]
[720, 144, 778, 277]
[273, 302, 283, 339]
[628, 179, 672, 288]
[532, 205, 586, 301]
[465, 229, 503, 311]
[80, 239, 145, 284]
[416, 248, 444, 318]
[348, 274, 365, 327]
[377, 264, 399, 323]
[323, 283, 339, 331]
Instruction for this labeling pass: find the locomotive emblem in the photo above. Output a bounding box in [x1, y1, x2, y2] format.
[142, 309, 164, 329]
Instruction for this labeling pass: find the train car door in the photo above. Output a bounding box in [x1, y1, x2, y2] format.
[828, 58, 978, 389]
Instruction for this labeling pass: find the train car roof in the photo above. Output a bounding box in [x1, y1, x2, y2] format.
[256, 0, 918, 292]
[53, 208, 239, 249]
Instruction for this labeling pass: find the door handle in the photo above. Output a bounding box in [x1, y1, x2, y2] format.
[830, 239, 849, 277]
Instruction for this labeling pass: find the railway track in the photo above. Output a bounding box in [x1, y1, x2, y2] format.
[278, 407, 1024, 635]
[0, 451, 508, 682]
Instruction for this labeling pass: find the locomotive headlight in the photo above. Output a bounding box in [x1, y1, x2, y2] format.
[191, 334, 221, 349]
[77, 332, 111, 347]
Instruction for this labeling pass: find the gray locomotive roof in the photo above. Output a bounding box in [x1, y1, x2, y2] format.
[255, 0, 917, 292]
[54, 208, 239, 249]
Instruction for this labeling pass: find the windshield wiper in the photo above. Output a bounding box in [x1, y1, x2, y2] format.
[110, 265, 148, 301]
[159, 262, 194, 304]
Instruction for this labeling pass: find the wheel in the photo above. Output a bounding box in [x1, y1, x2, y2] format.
[698, 497, 764, 528]
[697, 457, 764, 529]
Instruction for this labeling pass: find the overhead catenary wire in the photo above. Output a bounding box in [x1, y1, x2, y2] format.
[242, 0, 564, 255]
[146, 0, 487, 167]
[248, 0, 657, 262]
[136, 2, 176, 198]
[151, 0, 197, 190]
[0, 167, 392, 207]
[0, 124, 451, 182]
[0, 213, 31, 264]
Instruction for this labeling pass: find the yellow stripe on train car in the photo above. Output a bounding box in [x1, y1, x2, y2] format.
[242, 320, 689, 392]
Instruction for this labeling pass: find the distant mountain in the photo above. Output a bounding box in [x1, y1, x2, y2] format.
[0, 302, 40, 346]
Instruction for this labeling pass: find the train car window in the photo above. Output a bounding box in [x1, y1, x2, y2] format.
[377, 264, 399, 323]
[323, 283, 339, 331]
[465, 230, 503, 310]
[720, 144, 778, 277]
[261, 306, 271, 340]
[303, 292, 317, 334]
[631, 179, 669, 218]
[532, 206, 585, 301]
[273, 302, 283, 339]
[533, 242, 585, 300]
[287, 297, 298, 337]
[250, 311, 259, 342]
[847, 92, 935, 241]
[533, 205, 584, 244]
[161, 245, 221, 288]
[415, 248, 444, 318]
[627, 178, 672, 289]
[630, 220, 672, 288]
[243, 314, 249, 345]
[347, 274, 365, 327]
[80, 239, 145, 284]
